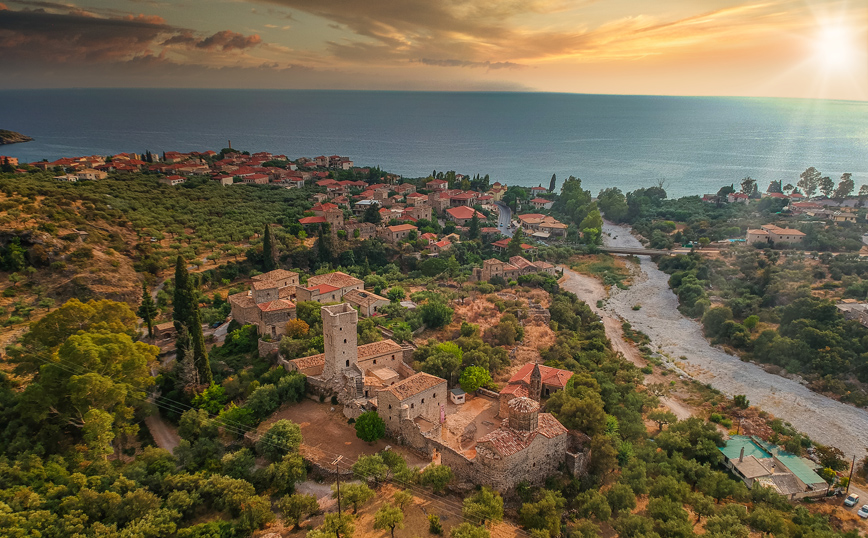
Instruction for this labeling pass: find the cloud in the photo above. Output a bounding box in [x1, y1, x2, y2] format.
[0, 6, 262, 67]
[412, 58, 526, 70]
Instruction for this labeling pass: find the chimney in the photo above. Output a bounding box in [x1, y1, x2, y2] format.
[739, 446, 745, 463]
[228, 139, 232, 149]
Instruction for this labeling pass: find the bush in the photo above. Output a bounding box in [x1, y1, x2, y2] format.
[354, 411, 386, 443]
[256, 419, 302, 462]
[428, 514, 443, 535]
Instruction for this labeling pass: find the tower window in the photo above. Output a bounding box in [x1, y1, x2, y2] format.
[346, 360, 349, 367]
[410, 403, 414, 409]
[422, 399, 425, 404]
[373, 359, 377, 364]
[344, 339, 347, 344]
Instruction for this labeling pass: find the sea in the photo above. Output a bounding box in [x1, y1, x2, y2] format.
[1, 89, 866, 198]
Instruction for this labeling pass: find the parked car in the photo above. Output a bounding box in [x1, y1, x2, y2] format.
[857, 505, 868, 519]
[845, 493, 860, 507]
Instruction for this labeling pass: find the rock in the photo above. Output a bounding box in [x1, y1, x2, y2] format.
[0, 130, 33, 145]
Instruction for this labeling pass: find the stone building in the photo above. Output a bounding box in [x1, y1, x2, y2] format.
[229, 269, 298, 338]
[499, 363, 573, 417]
[296, 272, 364, 304]
[378, 224, 417, 243]
[473, 256, 557, 282]
[377, 372, 448, 434]
[746, 224, 806, 245]
[343, 289, 390, 317]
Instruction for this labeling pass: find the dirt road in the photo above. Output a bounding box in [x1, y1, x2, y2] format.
[144, 412, 180, 452]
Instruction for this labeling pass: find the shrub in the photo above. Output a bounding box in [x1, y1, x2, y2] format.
[428, 514, 443, 535]
[355, 411, 386, 443]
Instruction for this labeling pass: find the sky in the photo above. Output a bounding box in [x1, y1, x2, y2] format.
[0, 0, 866, 100]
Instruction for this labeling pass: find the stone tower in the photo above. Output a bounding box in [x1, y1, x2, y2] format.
[508, 397, 539, 432]
[529, 363, 542, 402]
[321, 303, 358, 381]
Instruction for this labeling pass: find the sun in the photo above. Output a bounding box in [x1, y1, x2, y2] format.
[813, 22, 859, 70]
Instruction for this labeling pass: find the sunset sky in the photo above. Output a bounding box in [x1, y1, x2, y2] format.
[1, 0, 866, 100]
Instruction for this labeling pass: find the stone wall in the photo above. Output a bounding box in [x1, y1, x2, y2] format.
[258, 339, 280, 358]
[378, 379, 447, 434]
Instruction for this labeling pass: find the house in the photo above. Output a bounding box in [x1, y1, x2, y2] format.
[228, 274, 298, 339]
[295, 272, 364, 304]
[54, 174, 78, 182]
[428, 239, 452, 255]
[499, 363, 573, 415]
[312, 202, 339, 216]
[426, 179, 448, 191]
[831, 211, 856, 223]
[449, 191, 478, 207]
[719, 435, 829, 499]
[746, 224, 805, 245]
[474, 256, 555, 282]
[378, 224, 417, 243]
[529, 198, 554, 210]
[298, 216, 327, 226]
[377, 372, 448, 434]
[450, 388, 466, 404]
[403, 205, 432, 222]
[160, 175, 186, 186]
[836, 300, 868, 327]
[76, 168, 108, 181]
[0, 156, 19, 166]
[243, 174, 269, 185]
[153, 322, 177, 341]
[406, 192, 428, 205]
[491, 238, 536, 254]
[445, 206, 486, 225]
[727, 193, 750, 204]
[343, 289, 390, 317]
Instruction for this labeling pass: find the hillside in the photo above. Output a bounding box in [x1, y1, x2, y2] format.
[0, 130, 33, 145]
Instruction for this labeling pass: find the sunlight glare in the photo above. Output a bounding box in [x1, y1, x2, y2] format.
[814, 22, 857, 70]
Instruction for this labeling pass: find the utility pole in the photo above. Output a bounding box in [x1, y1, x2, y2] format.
[333, 455, 344, 515]
[846, 454, 856, 496]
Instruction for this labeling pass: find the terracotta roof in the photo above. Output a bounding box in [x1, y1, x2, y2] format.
[509, 256, 535, 270]
[387, 224, 417, 232]
[476, 414, 567, 457]
[499, 384, 528, 397]
[257, 299, 296, 312]
[252, 269, 299, 282]
[747, 229, 769, 235]
[299, 216, 327, 224]
[508, 363, 573, 390]
[251, 280, 279, 291]
[344, 289, 389, 307]
[291, 353, 325, 370]
[305, 283, 340, 294]
[446, 206, 485, 219]
[530, 198, 553, 204]
[380, 372, 445, 400]
[407, 192, 427, 198]
[228, 291, 256, 309]
[433, 240, 451, 248]
[530, 186, 547, 191]
[291, 339, 402, 371]
[508, 397, 539, 413]
[312, 202, 338, 211]
[492, 238, 510, 248]
[307, 271, 363, 290]
[155, 321, 175, 331]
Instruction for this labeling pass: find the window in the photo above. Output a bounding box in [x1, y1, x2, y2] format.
[344, 339, 347, 344]
[422, 399, 425, 404]
[373, 359, 377, 365]
[410, 403, 414, 409]
[388, 405, 392, 409]
[346, 360, 349, 367]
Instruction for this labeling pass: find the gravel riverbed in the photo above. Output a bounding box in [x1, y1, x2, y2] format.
[597, 222, 868, 458]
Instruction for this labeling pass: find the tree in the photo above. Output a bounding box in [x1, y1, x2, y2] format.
[733, 394, 750, 409]
[173, 256, 212, 385]
[767, 180, 783, 194]
[549, 173, 557, 193]
[833, 172, 854, 201]
[352, 454, 389, 485]
[256, 419, 302, 462]
[420, 464, 453, 493]
[419, 301, 453, 328]
[8, 272, 21, 287]
[363, 203, 382, 224]
[468, 212, 480, 240]
[335, 483, 374, 513]
[393, 490, 413, 511]
[606, 483, 636, 515]
[137, 282, 158, 338]
[597, 187, 628, 222]
[355, 410, 386, 443]
[374, 503, 404, 538]
[285, 319, 310, 338]
[518, 490, 565, 538]
[277, 493, 319, 529]
[463, 487, 504, 526]
[320, 513, 355, 538]
[387, 287, 405, 303]
[267, 453, 308, 495]
[451, 523, 490, 538]
[648, 409, 677, 431]
[819, 175, 835, 198]
[507, 227, 525, 257]
[580, 207, 603, 245]
[262, 224, 277, 271]
[740, 176, 757, 196]
[459, 366, 491, 393]
[797, 167, 822, 198]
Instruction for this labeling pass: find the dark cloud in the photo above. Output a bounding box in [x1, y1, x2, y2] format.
[0, 7, 261, 66]
[413, 58, 525, 70]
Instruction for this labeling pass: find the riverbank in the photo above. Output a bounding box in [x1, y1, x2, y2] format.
[593, 221, 868, 458]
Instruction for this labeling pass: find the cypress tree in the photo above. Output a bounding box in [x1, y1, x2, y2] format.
[468, 212, 480, 240]
[262, 224, 277, 271]
[507, 227, 524, 258]
[173, 256, 212, 385]
[549, 173, 557, 193]
[137, 281, 158, 338]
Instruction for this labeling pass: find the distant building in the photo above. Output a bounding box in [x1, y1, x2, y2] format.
[719, 435, 829, 499]
[160, 175, 186, 186]
[745, 224, 805, 245]
[445, 206, 485, 225]
[529, 198, 554, 210]
[228, 269, 299, 339]
[378, 224, 417, 243]
[343, 289, 390, 317]
[296, 272, 364, 304]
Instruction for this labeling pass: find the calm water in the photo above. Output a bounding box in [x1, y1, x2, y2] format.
[1, 89, 866, 197]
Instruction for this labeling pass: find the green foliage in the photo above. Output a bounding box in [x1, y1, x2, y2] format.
[420, 464, 453, 493]
[459, 366, 492, 393]
[354, 410, 386, 442]
[373, 502, 405, 538]
[256, 419, 302, 462]
[451, 522, 490, 538]
[277, 493, 320, 529]
[428, 513, 443, 535]
[419, 300, 454, 328]
[519, 490, 565, 538]
[334, 482, 374, 513]
[463, 487, 504, 525]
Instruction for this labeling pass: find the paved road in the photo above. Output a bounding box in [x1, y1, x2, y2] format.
[495, 201, 513, 237]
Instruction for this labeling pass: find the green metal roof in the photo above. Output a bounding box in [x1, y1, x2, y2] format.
[718, 435, 826, 486]
[718, 435, 771, 461]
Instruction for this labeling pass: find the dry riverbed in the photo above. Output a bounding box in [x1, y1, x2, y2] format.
[584, 222, 868, 458]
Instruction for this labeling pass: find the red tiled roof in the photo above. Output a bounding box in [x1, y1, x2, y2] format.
[299, 216, 327, 224]
[433, 240, 451, 248]
[446, 206, 485, 219]
[477, 414, 567, 457]
[508, 363, 573, 390]
[257, 299, 296, 312]
[387, 224, 417, 232]
[530, 198, 552, 204]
